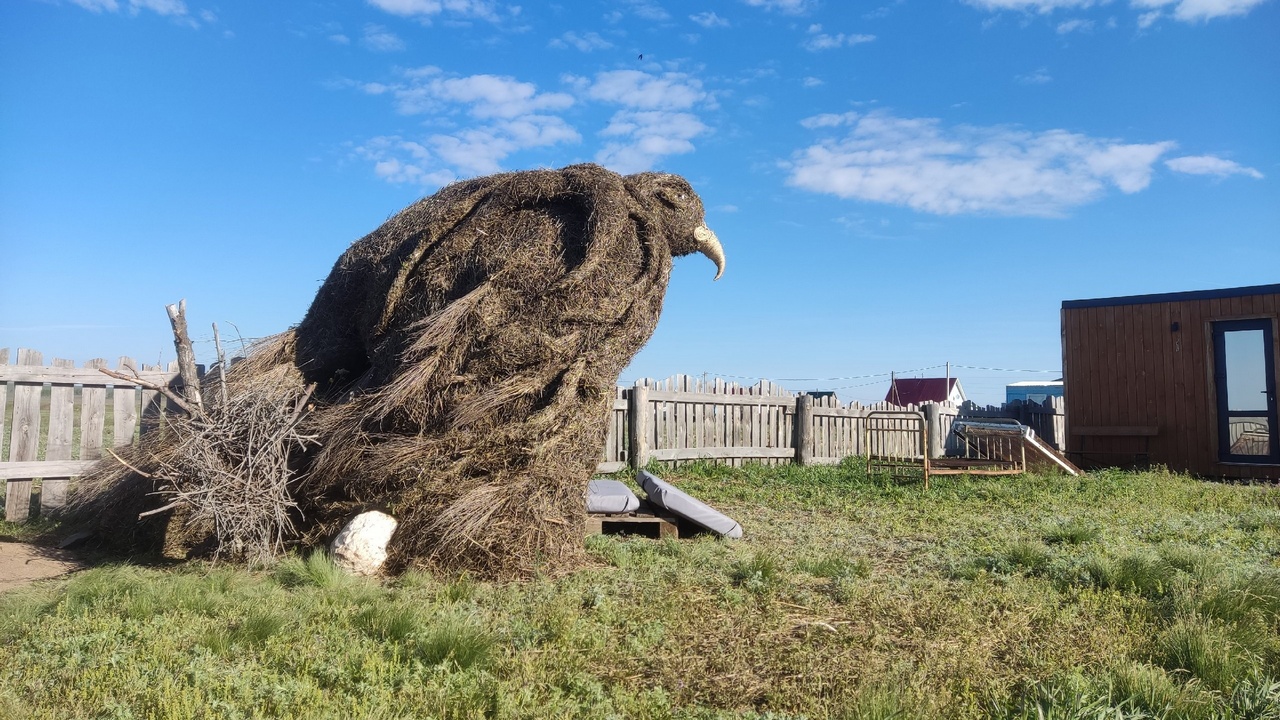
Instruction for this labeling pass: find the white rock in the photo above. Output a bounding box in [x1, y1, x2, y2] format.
[330, 511, 398, 576]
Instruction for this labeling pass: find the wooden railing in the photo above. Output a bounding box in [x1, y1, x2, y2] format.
[0, 348, 189, 521]
[597, 375, 1065, 472]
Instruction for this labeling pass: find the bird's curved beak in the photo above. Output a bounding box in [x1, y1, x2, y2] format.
[694, 225, 725, 281]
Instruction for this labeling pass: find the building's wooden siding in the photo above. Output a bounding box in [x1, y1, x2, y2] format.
[1062, 289, 1280, 479]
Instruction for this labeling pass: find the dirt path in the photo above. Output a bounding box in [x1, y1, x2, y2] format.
[0, 542, 83, 593]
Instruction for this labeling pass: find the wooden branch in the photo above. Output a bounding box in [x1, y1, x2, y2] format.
[98, 367, 199, 417]
[138, 500, 184, 519]
[286, 383, 317, 427]
[107, 447, 154, 478]
[166, 299, 204, 412]
[212, 321, 229, 407]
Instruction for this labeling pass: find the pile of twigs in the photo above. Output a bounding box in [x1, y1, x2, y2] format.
[81, 329, 319, 564]
[130, 375, 318, 562]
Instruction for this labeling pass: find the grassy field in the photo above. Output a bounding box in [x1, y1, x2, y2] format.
[1, 462, 1278, 719]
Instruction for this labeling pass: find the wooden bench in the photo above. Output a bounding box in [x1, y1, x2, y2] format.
[1069, 426, 1159, 468]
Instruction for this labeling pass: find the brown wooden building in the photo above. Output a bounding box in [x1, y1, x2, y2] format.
[1061, 283, 1280, 479]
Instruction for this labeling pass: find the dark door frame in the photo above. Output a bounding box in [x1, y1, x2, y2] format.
[1212, 318, 1280, 464]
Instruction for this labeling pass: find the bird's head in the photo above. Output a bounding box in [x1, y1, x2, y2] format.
[624, 172, 725, 281]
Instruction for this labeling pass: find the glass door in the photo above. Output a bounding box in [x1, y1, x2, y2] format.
[1213, 319, 1279, 463]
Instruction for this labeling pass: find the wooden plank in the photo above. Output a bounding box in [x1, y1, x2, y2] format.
[1072, 426, 1159, 436]
[112, 357, 140, 448]
[46, 358, 76, 461]
[676, 377, 687, 453]
[1116, 303, 1136, 428]
[6, 349, 44, 521]
[642, 389, 795, 407]
[649, 446, 795, 461]
[8, 349, 43, 463]
[0, 347, 8, 463]
[141, 363, 164, 436]
[0, 365, 179, 385]
[80, 359, 108, 461]
[1167, 301, 1188, 471]
[585, 512, 678, 539]
[0, 460, 102, 480]
[1187, 298, 1211, 474]
[41, 358, 77, 514]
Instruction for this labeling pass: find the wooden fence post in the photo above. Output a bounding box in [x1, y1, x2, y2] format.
[629, 382, 650, 470]
[794, 393, 813, 466]
[922, 403, 942, 459]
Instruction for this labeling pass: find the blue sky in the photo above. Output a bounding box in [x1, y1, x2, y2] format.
[2, 0, 1276, 405]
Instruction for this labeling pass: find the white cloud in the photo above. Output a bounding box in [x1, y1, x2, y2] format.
[1166, 154, 1264, 179]
[434, 75, 574, 117]
[386, 69, 574, 118]
[357, 136, 456, 186]
[596, 110, 709, 173]
[329, 33, 351, 44]
[549, 31, 613, 51]
[1056, 18, 1095, 31]
[431, 116, 580, 175]
[967, 0, 1271, 22]
[1131, 0, 1270, 21]
[799, 111, 860, 129]
[350, 71, 582, 186]
[129, 0, 188, 16]
[621, 0, 671, 21]
[580, 70, 707, 110]
[787, 110, 1177, 216]
[690, 11, 730, 27]
[1016, 67, 1053, 84]
[742, 0, 814, 13]
[964, 0, 1101, 11]
[362, 24, 406, 52]
[70, 0, 119, 11]
[573, 70, 714, 171]
[802, 76, 825, 87]
[803, 24, 876, 50]
[70, 0, 203, 24]
[366, 0, 501, 22]
[352, 66, 715, 183]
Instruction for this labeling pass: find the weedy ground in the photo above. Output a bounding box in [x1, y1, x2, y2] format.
[1, 462, 1278, 719]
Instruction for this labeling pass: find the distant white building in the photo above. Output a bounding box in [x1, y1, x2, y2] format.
[1006, 380, 1063, 404]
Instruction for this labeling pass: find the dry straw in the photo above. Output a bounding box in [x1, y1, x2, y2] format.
[69, 163, 725, 578]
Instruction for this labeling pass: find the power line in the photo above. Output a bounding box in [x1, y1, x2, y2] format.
[620, 363, 1060, 388]
[950, 364, 1061, 374]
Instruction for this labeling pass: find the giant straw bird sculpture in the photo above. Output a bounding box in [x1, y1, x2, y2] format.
[70, 163, 725, 577]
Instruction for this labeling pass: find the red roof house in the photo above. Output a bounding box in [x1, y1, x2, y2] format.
[885, 377, 966, 406]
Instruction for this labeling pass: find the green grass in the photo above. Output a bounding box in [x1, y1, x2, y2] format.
[1, 462, 1278, 718]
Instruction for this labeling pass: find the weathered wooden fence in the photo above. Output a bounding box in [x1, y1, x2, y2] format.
[2, 348, 1068, 522]
[598, 376, 1067, 472]
[0, 347, 189, 522]
[956, 397, 1066, 452]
